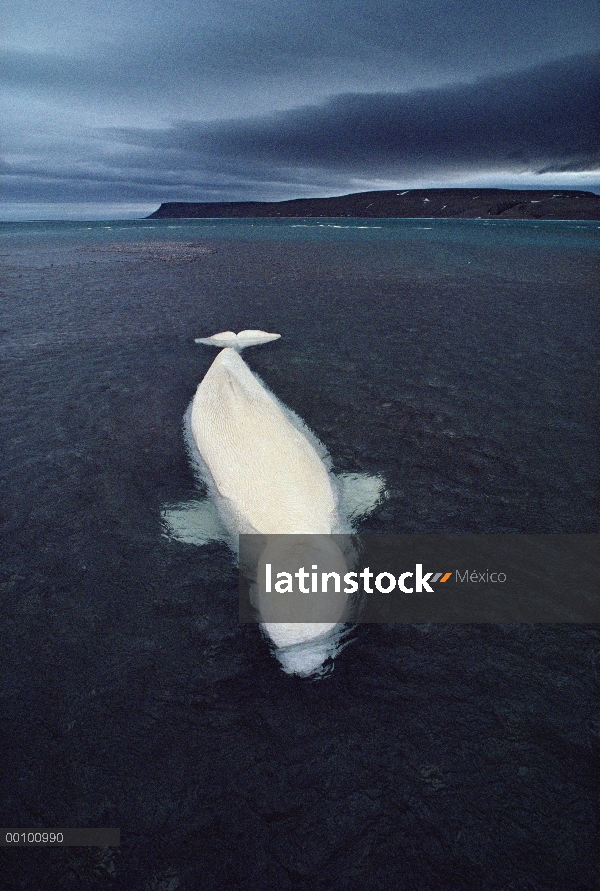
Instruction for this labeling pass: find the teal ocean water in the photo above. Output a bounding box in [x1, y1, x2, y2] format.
[1, 217, 598, 889]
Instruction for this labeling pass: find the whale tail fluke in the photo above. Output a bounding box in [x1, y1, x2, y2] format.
[195, 330, 281, 350]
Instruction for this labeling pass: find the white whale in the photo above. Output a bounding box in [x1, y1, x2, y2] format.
[161, 330, 386, 675]
[190, 332, 337, 536]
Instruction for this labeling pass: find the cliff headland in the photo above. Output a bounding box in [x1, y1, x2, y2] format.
[147, 188, 600, 220]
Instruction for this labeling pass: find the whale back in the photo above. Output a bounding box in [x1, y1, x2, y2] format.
[190, 348, 338, 535]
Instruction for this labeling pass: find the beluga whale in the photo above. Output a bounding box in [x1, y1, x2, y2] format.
[162, 329, 386, 676]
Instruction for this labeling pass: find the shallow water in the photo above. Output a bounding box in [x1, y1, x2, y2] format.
[1, 218, 598, 889]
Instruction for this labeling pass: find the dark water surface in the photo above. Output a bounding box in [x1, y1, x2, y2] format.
[1, 218, 598, 889]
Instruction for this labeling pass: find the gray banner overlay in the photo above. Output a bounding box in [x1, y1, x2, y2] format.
[1, 829, 120, 846]
[239, 534, 599, 623]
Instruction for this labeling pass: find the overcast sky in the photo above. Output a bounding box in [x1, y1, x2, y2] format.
[2, 0, 599, 219]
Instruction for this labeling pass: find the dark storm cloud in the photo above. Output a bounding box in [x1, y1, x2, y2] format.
[2, 0, 598, 111]
[108, 53, 599, 183]
[3, 0, 599, 215]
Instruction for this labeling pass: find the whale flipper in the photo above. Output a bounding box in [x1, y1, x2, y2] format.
[160, 472, 387, 546]
[337, 472, 387, 523]
[161, 499, 229, 546]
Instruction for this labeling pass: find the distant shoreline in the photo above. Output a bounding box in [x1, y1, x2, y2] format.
[147, 188, 600, 221]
